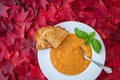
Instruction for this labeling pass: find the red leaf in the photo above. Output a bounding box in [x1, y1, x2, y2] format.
[26, 28, 35, 39]
[30, 64, 39, 79]
[102, 21, 118, 38]
[55, 0, 76, 21]
[110, 42, 120, 53]
[62, 0, 76, 20]
[35, 10, 47, 27]
[0, 32, 15, 47]
[11, 25, 25, 39]
[73, 0, 98, 11]
[25, 22, 33, 32]
[0, 41, 6, 62]
[12, 7, 29, 22]
[10, 50, 19, 66]
[112, 27, 120, 41]
[113, 0, 120, 7]
[25, 7, 34, 22]
[30, 22, 40, 31]
[0, 71, 9, 80]
[4, 50, 10, 61]
[8, 4, 20, 19]
[0, 21, 8, 34]
[1, 0, 16, 6]
[24, 0, 36, 9]
[20, 38, 35, 48]
[52, 0, 63, 8]
[113, 59, 120, 67]
[14, 62, 29, 80]
[36, 0, 49, 10]
[42, 3, 58, 24]
[0, 60, 15, 80]
[92, 0, 108, 17]
[101, 0, 115, 9]
[28, 48, 37, 65]
[96, 28, 106, 39]
[78, 11, 96, 27]
[30, 64, 47, 80]
[47, 4, 56, 20]
[67, 0, 75, 3]
[19, 48, 30, 63]
[20, 48, 37, 65]
[0, 2, 10, 18]
[24, 7, 34, 31]
[110, 7, 120, 24]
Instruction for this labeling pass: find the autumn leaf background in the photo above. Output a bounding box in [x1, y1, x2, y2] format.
[0, 0, 120, 80]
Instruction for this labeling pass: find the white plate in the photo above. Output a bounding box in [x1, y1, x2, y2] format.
[38, 21, 106, 80]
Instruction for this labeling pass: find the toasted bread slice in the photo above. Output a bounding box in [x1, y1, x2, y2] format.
[36, 39, 51, 50]
[35, 26, 69, 50]
[42, 26, 69, 48]
[34, 26, 52, 41]
[35, 26, 52, 50]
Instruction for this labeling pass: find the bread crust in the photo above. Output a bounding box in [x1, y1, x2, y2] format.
[35, 26, 69, 50]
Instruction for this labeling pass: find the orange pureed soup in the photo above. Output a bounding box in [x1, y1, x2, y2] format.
[50, 34, 92, 75]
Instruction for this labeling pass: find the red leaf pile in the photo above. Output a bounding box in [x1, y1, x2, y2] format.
[0, 0, 120, 80]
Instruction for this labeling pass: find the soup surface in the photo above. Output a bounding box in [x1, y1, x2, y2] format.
[50, 34, 92, 75]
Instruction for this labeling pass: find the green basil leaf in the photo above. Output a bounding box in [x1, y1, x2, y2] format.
[90, 32, 95, 37]
[91, 38, 102, 54]
[74, 28, 102, 54]
[85, 37, 89, 44]
[85, 32, 95, 45]
[85, 37, 93, 45]
[74, 28, 89, 39]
